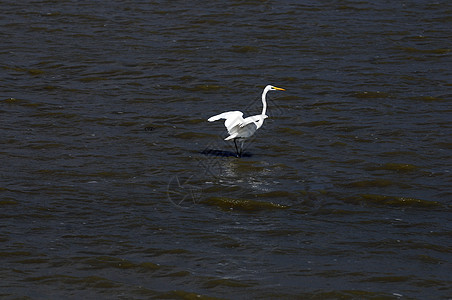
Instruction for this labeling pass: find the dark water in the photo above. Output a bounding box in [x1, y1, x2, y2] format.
[1, 1, 451, 299]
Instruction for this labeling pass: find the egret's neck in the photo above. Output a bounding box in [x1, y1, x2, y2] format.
[261, 88, 268, 115]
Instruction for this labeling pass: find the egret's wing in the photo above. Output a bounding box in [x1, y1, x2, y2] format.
[208, 111, 248, 140]
[223, 112, 244, 132]
[208, 111, 245, 132]
[225, 122, 258, 140]
[208, 111, 243, 122]
[240, 115, 258, 127]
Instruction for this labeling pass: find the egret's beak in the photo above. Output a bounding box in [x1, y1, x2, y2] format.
[273, 86, 285, 91]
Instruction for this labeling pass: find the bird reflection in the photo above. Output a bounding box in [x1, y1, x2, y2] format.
[200, 148, 252, 158]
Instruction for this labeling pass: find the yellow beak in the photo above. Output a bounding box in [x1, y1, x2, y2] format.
[273, 86, 285, 91]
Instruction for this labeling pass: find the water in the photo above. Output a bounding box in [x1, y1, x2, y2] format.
[1, 1, 451, 299]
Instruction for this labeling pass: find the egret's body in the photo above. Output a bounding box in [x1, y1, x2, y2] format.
[208, 85, 285, 157]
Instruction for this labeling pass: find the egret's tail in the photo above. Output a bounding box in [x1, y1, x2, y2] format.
[224, 133, 239, 141]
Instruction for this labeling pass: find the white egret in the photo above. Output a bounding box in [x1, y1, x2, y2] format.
[207, 85, 285, 157]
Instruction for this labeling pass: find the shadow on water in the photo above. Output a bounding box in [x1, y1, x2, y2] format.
[200, 148, 253, 158]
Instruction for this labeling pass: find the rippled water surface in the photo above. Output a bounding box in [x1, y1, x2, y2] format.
[1, 1, 451, 299]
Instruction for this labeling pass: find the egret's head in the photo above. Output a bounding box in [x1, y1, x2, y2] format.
[268, 85, 285, 91]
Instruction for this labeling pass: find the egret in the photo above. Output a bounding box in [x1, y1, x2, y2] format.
[207, 85, 285, 157]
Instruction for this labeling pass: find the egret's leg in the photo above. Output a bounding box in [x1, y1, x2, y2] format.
[239, 140, 245, 157]
[233, 139, 239, 157]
